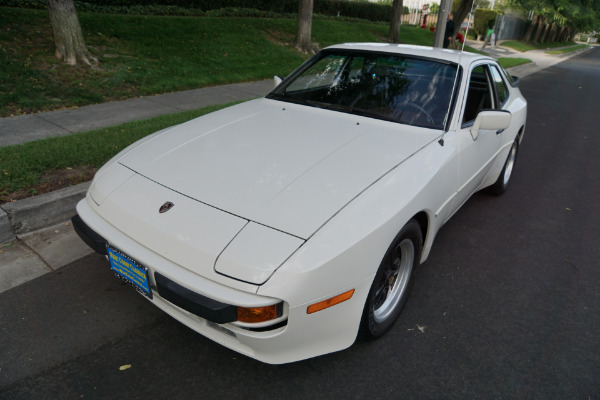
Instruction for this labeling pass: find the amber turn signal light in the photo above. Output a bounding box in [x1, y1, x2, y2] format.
[307, 289, 355, 314]
[237, 304, 279, 323]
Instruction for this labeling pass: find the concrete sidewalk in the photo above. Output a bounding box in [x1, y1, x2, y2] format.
[464, 39, 594, 78]
[0, 44, 594, 294]
[0, 80, 273, 147]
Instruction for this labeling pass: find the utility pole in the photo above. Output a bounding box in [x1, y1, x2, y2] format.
[433, 0, 453, 48]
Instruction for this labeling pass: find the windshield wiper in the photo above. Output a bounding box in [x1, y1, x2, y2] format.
[312, 101, 396, 123]
[268, 93, 315, 107]
[270, 97, 397, 124]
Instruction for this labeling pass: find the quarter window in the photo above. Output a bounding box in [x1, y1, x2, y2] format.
[490, 65, 509, 106]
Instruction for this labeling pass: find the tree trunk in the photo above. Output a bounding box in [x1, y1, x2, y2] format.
[389, 0, 404, 43]
[548, 22, 558, 42]
[557, 25, 567, 42]
[48, 0, 97, 66]
[452, 0, 474, 38]
[523, 14, 540, 42]
[561, 27, 569, 42]
[532, 17, 545, 42]
[293, 0, 318, 54]
[539, 22, 551, 43]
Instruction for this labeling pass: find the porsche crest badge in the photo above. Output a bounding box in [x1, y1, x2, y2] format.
[159, 201, 174, 213]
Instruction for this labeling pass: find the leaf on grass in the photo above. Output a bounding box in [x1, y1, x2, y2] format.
[119, 364, 132, 371]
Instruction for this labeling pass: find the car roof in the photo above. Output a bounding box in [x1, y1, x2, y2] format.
[324, 43, 494, 68]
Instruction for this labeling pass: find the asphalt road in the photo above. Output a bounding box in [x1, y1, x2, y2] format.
[1, 49, 599, 400]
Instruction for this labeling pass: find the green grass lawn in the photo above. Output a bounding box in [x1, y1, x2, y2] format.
[545, 44, 589, 54]
[501, 40, 577, 52]
[463, 45, 488, 55]
[497, 57, 532, 69]
[0, 103, 234, 201]
[0, 6, 434, 117]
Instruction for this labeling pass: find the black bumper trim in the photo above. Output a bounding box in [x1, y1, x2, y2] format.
[155, 272, 238, 324]
[72, 214, 108, 255]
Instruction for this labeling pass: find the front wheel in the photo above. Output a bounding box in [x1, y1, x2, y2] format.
[359, 219, 423, 339]
[486, 140, 519, 195]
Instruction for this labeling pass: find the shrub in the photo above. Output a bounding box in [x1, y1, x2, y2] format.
[5, 0, 393, 21]
[474, 9, 497, 39]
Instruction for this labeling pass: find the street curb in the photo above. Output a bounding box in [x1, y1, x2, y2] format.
[0, 207, 14, 243]
[557, 45, 594, 58]
[0, 182, 89, 242]
[506, 60, 537, 77]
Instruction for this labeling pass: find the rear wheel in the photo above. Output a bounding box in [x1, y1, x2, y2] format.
[359, 219, 423, 339]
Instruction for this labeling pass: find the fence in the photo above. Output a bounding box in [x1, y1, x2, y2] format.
[398, 10, 526, 40]
[401, 10, 439, 28]
[493, 15, 527, 40]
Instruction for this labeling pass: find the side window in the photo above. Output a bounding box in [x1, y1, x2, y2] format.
[462, 65, 494, 125]
[490, 65, 509, 106]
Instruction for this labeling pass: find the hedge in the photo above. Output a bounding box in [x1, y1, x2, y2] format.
[473, 9, 497, 38]
[4, 0, 393, 21]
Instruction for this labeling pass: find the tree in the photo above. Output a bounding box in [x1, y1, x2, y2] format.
[389, 0, 404, 43]
[293, 0, 318, 53]
[47, 0, 97, 66]
[523, 14, 541, 41]
[511, 0, 600, 43]
[532, 16, 546, 41]
[452, 0, 475, 38]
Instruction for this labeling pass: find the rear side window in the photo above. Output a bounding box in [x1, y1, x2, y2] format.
[462, 65, 493, 125]
[490, 65, 509, 106]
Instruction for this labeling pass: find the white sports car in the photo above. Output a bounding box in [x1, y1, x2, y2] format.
[73, 43, 527, 364]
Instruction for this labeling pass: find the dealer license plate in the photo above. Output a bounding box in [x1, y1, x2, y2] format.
[106, 245, 152, 298]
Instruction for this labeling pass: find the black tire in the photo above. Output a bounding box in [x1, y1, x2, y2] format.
[485, 140, 519, 195]
[359, 219, 423, 340]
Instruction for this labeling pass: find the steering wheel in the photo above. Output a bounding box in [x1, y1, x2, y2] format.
[403, 102, 435, 125]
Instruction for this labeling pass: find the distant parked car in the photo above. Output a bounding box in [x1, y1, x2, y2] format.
[73, 43, 527, 364]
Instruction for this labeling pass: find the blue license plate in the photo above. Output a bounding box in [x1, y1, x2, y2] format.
[107, 245, 152, 298]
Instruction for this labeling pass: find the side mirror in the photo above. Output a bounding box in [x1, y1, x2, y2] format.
[509, 75, 520, 88]
[273, 75, 282, 88]
[470, 110, 511, 140]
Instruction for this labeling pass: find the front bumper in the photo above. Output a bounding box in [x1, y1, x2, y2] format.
[72, 213, 107, 255]
[74, 198, 370, 364]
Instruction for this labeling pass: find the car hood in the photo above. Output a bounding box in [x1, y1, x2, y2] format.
[118, 98, 440, 239]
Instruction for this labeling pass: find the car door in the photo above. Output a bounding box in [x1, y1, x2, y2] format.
[454, 62, 503, 209]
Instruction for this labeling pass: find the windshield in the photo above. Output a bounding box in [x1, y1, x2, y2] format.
[268, 50, 459, 130]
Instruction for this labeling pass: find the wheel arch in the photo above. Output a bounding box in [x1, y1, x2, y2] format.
[411, 210, 432, 264]
[517, 125, 525, 144]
